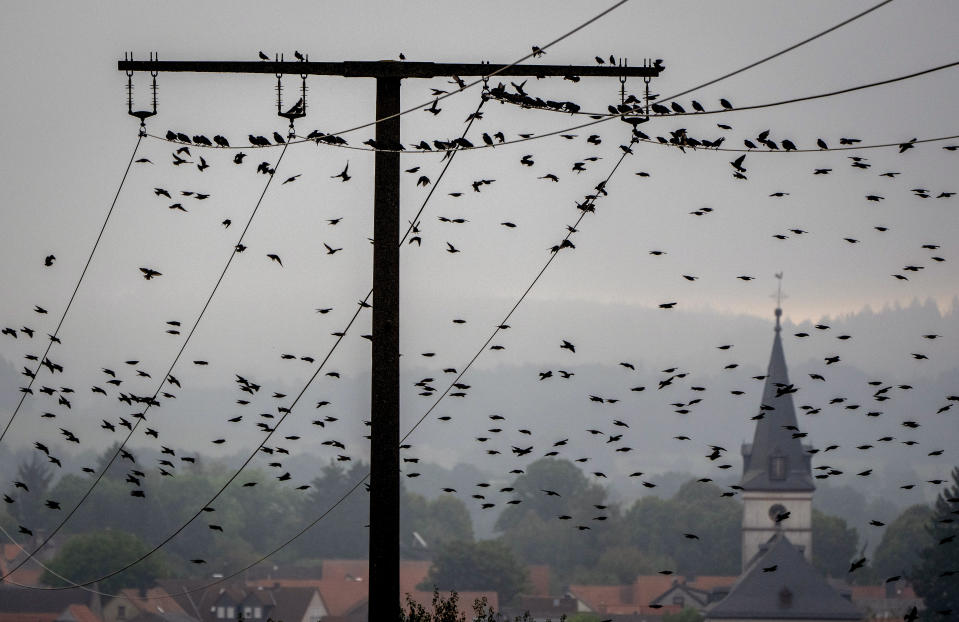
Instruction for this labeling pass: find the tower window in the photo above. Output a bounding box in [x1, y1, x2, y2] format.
[770, 455, 787, 480]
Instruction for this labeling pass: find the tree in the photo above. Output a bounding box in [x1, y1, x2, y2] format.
[574, 546, 675, 584]
[419, 539, 528, 605]
[41, 530, 170, 594]
[12, 453, 55, 534]
[812, 509, 859, 578]
[623, 480, 740, 575]
[402, 491, 473, 558]
[495, 458, 608, 530]
[911, 466, 959, 621]
[293, 460, 370, 559]
[495, 459, 617, 582]
[870, 504, 933, 580]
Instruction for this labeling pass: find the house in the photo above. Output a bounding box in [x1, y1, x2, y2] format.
[848, 582, 924, 621]
[244, 559, 497, 621]
[156, 581, 323, 622]
[568, 574, 737, 619]
[101, 587, 198, 622]
[0, 542, 45, 587]
[0, 585, 102, 620]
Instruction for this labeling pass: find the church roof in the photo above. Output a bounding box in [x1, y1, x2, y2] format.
[740, 308, 815, 492]
[706, 533, 862, 620]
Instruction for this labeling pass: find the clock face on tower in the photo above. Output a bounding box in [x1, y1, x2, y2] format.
[769, 503, 788, 523]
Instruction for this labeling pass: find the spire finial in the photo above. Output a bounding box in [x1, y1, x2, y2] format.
[773, 272, 785, 331]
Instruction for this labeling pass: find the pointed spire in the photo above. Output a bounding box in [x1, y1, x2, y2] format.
[740, 299, 814, 492]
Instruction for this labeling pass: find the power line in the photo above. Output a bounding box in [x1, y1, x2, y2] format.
[2, 142, 291, 582]
[663, 0, 895, 103]
[645, 133, 959, 154]
[2, 99, 487, 593]
[487, 59, 959, 120]
[265, 57, 959, 155]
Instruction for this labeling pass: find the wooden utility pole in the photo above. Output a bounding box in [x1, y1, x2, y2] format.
[118, 57, 661, 621]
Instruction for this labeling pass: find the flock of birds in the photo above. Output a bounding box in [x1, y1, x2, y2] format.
[0, 50, 956, 607]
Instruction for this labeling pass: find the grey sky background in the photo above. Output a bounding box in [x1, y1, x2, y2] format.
[0, 1, 957, 529]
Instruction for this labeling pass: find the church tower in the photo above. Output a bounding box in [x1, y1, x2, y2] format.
[740, 304, 815, 570]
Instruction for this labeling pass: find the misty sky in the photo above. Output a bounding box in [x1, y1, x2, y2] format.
[0, 0, 957, 578]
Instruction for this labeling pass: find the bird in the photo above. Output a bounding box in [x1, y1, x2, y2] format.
[332, 162, 351, 181]
[139, 267, 162, 280]
[324, 244, 342, 255]
[267, 254, 283, 266]
[44, 255, 56, 267]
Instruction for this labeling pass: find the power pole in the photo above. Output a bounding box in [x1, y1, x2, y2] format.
[118, 57, 662, 621]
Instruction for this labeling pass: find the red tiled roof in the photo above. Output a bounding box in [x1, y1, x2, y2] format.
[850, 584, 917, 600]
[0, 614, 58, 622]
[314, 559, 432, 594]
[2, 564, 43, 587]
[687, 575, 736, 592]
[317, 559, 369, 582]
[568, 585, 629, 610]
[570, 574, 737, 617]
[117, 587, 187, 615]
[248, 561, 496, 619]
[632, 574, 679, 606]
[246, 577, 368, 618]
[2, 544, 21, 562]
[315, 580, 369, 618]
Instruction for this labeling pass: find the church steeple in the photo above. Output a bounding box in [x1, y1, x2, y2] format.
[740, 303, 814, 492]
[739, 296, 816, 569]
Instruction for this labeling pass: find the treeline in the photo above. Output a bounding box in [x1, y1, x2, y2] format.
[0, 453, 937, 596]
